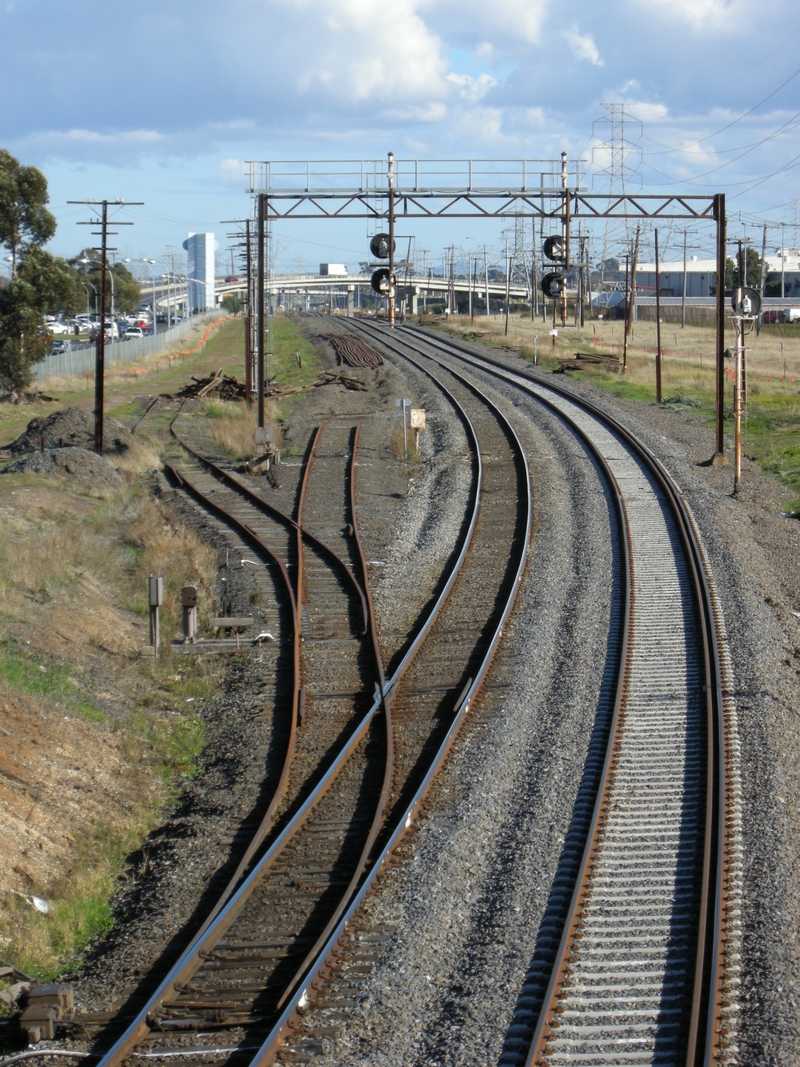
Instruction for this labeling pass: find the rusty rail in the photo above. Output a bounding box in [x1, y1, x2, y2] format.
[249, 322, 532, 1066]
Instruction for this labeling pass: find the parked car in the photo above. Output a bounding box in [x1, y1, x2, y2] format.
[49, 339, 71, 355]
[47, 321, 71, 335]
[125, 327, 144, 339]
[762, 309, 785, 324]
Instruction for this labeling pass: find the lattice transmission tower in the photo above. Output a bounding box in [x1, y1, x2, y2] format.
[592, 103, 645, 272]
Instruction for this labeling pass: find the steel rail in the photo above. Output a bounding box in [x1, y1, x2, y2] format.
[249, 322, 532, 1066]
[396, 324, 728, 1067]
[170, 413, 370, 635]
[163, 462, 301, 926]
[177, 420, 375, 930]
[272, 424, 394, 1012]
[93, 348, 487, 1067]
[164, 421, 390, 980]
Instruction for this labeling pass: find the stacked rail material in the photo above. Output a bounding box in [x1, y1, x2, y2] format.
[170, 369, 247, 400]
[557, 351, 620, 373]
[324, 334, 384, 368]
[166, 368, 368, 403]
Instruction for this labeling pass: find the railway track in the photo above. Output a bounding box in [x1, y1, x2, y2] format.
[7, 325, 737, 1067]
[70, 341, 530, 1067]
[346, 321, 738, 1067]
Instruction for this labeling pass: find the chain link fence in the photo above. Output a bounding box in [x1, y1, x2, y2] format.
[32, 311, 226, 385]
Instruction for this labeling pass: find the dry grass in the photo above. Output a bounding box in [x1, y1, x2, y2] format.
[439, 312, 800, 396]
[110, 435, 163, 477]
[0, 483, 217, 635]
[0, 479, 223, 981]
[389, 426, 421, 465]
[204, 399, 283, 460]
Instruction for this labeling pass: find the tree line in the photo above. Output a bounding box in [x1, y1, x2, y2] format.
[0, 150, 141, 394]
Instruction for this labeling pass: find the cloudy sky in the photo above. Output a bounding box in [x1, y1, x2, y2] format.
[3, 0, 800, 273]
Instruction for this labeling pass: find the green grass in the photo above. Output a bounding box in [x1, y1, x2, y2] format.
[0, 641, 105, 722]
[107, 399, 147, 419]
[266, 314, 323, 397]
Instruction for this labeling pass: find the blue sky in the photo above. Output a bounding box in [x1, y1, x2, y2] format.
[3, 0, 800, 275]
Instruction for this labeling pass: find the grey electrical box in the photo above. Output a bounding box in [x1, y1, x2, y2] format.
[149, 576, 164, 607]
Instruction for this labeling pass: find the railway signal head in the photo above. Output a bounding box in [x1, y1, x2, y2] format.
[543, 235, 566, 262]
[370, 233, 395, 260]
[541, 271, 566, 299]
[731, 286, 761, 317]
[371, 267, 396, 296]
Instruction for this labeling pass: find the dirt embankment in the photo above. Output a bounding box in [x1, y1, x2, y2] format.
[0, 410, 221, 976]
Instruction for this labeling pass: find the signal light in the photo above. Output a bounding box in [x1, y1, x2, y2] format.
[371, 268, 396, 295]
[730, 286, 761, 316]
[543, 235, 566, 262]
[370, 233, 395, 260]
[541, 272, 565, 298]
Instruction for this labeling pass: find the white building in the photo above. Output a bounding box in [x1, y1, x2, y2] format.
[763, 248, 800, 296]
[635, 256, 716, 297]
[183, 232, 216, 310]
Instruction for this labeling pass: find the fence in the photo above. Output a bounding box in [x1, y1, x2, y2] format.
[32, 311, 226, 385]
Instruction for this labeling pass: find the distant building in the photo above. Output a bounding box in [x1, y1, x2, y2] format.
[763, 248, 800, 296]
[183, 232, 216, 310]
[635, 255, 716, 297]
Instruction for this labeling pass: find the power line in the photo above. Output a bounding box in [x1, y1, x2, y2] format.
[644, 64, 800, 157]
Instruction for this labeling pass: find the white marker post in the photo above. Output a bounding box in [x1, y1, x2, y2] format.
[148, 575, 163, 657]
[395, 397, 412, 460]
[409, 407, 426, 453]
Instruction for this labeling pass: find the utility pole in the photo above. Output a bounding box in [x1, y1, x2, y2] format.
[388, 152, 396, 328]
[69, 198, 141, 454]
[655, 229, 663, 404]
[622, 253, 630, 372]
[504, 237, 511, 336]
[758, 222, 768, 336]
[561, 151, 569, 326]
[681, 230, 688, 329]
[625, 224, 641, 348]
[484, 245, 489, 316]
[532, 220, 539, 320]
[468, 253, 474, 323]
[257, 194, 265, 428]
[713, 193, 727, 464]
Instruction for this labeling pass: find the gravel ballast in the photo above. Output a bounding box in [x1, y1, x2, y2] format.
[20, 323, 795, 1065]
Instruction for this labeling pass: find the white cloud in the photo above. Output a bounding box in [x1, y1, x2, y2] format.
[284, 0, 448, 103]
[446, 72, 498, 103]
[218, 158, 245, 184]
[424, 0, 547, 45]
[633, 0, 749, 29]
[564, 27, 603, 66]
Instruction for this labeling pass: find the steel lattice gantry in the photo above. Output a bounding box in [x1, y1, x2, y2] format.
[246, 157, 727, 460]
